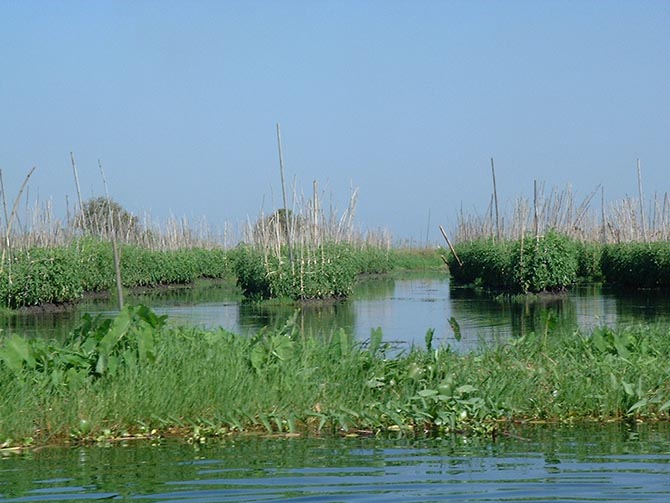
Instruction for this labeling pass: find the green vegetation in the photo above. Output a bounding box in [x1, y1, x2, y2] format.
[230, 244, 443, 301]
[601, 241, 670, 288]
[2, 306, 670, 448]
[0, 239, 230, 309]
[230, 244, 360, 301]
[388, 247, 445, 271]
[448, 232, 670, 292]
[448, 231, 578, 293]
[0, 237, 441, 308]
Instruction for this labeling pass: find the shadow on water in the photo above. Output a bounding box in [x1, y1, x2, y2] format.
[2, 422, 670, 502]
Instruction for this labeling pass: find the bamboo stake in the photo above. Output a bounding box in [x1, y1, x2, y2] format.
[600, 186, 606, 243]
[98, 159, 124, 310]
[533, 179, 539, 240]
[1, 166, 36, 274]
[0, 169, 9, 239]
[70, 152, 87, 233]
[637, 158, 647, 242]
[276, 123, 294, 267]
[439, 224, 462, 267]
[491, 158, 500, 242]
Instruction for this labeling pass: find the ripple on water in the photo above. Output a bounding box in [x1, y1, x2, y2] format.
[3, 425, 670, 503]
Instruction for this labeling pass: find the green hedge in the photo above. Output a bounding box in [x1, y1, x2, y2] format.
[0, 239, 231, 309]
[601, 242, 670, 288]
[448, 232, 578, 293]
[230, 243, 361, 301]
[449, 234, 670, 292]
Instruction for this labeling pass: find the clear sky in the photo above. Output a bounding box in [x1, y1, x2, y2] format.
[1, 0, 669, 243]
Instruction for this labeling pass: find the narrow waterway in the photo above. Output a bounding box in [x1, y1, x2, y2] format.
[4, 273, 670, 350]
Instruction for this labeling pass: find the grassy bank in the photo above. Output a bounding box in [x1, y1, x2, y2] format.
[1, 306, 669, 448]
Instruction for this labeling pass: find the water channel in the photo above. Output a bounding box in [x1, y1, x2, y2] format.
[2, 423, 670, 502]
[3, 274, 670, 500]
[4, 273, 670, 351]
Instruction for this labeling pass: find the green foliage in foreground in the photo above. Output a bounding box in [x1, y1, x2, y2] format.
[2, 306, 670, 447]
[0, 239, 230, 308]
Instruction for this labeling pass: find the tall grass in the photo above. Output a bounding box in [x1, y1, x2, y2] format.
[2, 306, 670, 447]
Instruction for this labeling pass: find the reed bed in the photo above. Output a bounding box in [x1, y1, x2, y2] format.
[1, 306, 670, 447]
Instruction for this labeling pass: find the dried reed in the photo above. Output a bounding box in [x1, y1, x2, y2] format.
[453, 182, 670, 244]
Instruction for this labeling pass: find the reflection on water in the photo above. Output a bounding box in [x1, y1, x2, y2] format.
[3, 275, 670, 349]
[1, 423, 670, 502]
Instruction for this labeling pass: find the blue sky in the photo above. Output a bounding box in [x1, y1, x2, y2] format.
[1, 0, 669, 243]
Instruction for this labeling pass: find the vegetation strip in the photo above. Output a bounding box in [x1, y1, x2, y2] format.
[1, 305, 669, 448]
[447, 231, 670, 293]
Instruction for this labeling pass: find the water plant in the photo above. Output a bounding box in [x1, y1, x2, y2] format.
[2, 307, 670, 447]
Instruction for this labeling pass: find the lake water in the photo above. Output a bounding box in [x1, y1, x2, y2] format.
[4, 273, 670, 351]
[2, 423, 670, 502]
[3, 275, 670, 501]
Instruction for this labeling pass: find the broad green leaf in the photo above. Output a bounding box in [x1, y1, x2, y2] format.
[622, 381, 635, 396]
[99, 307, 132, 355]
[0, 335, 36, 372]
[271, 335, 294, 362]
[627, 398, 648, 414]
[250, 343, 267, 373]
[137, 328, 156, 363]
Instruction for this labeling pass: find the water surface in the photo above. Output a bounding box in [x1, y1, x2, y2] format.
[2, 423, 670, 502]
[4, 274, 670, 349]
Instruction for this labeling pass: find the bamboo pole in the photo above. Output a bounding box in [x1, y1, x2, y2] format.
[276, 123, 294, 267]
[533, 179, 539, 240]
[1, 166, 36, 274]
[439, 224, 462, 267]
[98, 159, 124, 310]
[70, 152, 87, 233]
[491, 158, 500, 242]
[600, 186, 606, 243]
[637, 158, 647, 242]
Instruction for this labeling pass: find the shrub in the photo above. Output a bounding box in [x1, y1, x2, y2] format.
[448, 239, 513, 290]
[0, 247, 83, 308]
[231, 243, 361, 301]
[575, 241, 604, 283]
[511, 231, 578, 293]
[0, 240, 232, 308]
[602, 242, 670, 288]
